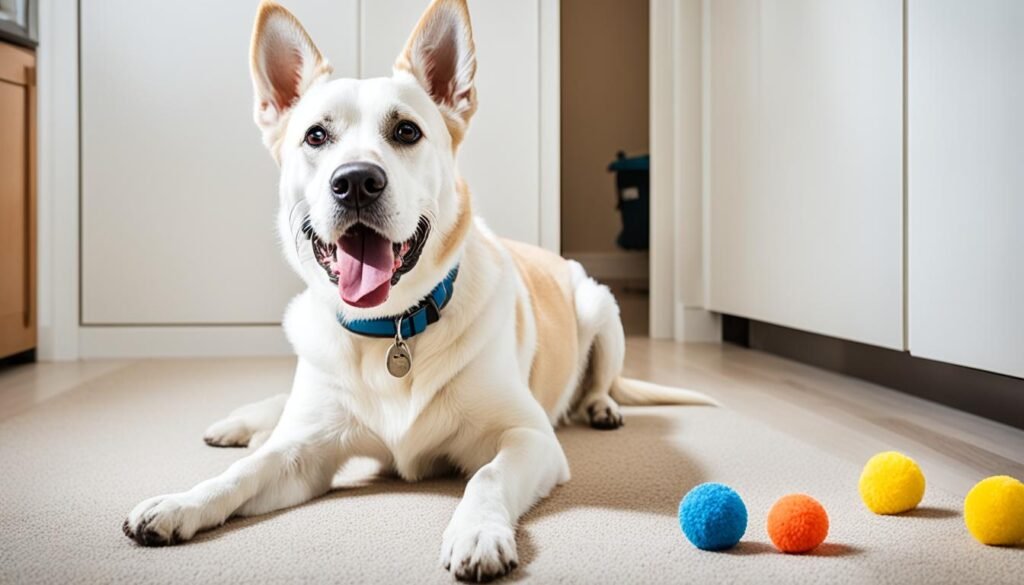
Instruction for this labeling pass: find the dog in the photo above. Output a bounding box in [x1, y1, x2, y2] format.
[122, 0, 713, 580]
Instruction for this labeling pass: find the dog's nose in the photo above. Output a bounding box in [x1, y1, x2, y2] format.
[330, 162, 388, 209]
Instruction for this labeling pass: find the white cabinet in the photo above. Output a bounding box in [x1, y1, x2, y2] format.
[707, 0, 904, 349]
[81, 0, 547, 325]
[908, 0, 1024, 378]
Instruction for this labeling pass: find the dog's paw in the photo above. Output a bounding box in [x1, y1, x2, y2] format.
[203, 394, 286, 448]
[203, 416, 256, 448]
[441, 520, 518, 582]
[586, 397, 624, 430]
[123, 493, 207, 546]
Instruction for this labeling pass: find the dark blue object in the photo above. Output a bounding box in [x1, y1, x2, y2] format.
[678, 483, 748, 551]
[608, 152, 650, 251]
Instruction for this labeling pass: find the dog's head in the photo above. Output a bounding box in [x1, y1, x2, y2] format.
[250, 0, 476, 317]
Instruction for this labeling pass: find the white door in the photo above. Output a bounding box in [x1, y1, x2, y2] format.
[908, 0, 1024, 378]
[81, 0, 546, 325]
[707, 0, 904, 349]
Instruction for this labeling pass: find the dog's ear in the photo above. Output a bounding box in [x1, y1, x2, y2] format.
[395, 0, 477, 143]
[250, 1, 332, 152]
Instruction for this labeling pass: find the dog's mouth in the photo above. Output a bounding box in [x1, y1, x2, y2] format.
[307, 217, 430, 308]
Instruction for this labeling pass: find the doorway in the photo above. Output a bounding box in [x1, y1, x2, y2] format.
[560, 0, 651, 336]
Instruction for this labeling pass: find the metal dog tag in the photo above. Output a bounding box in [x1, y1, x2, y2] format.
[386, 341, 412, 378]
[386, 317, 412, 378]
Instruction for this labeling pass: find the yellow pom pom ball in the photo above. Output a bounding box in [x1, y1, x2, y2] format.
[964, 475, 1024, 546]
[858, 451, 925, 515]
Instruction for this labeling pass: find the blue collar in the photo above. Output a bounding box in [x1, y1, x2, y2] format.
[337, 267, 459, 339]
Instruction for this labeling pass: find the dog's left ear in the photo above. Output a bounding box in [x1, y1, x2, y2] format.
[395, 0, 477, 141]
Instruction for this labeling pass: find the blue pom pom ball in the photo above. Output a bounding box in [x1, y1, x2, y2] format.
[679, 483, 748, 551]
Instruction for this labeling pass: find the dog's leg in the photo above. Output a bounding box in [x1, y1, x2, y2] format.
[124, 362, 357, 546]
[441, 426, 570, 582]
[570, 266, 626, 430]
[203, 393, 288, 448]
[580, 317, 625, 430]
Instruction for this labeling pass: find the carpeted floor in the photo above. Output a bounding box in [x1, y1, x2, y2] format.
[0, 359, 1020, 584]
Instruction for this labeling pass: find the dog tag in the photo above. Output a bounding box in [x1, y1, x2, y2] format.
[386, 318, 412, 378]
[386, 341, 412, 378]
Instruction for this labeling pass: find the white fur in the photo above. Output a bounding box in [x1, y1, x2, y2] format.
[125, 1, 711, 581]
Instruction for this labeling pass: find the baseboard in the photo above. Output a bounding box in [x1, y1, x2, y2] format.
[564, 251, 649, 280]
[78, 325, 292, 359]
[724, 316, 1024, 431]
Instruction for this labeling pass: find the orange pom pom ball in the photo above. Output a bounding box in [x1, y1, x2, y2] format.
[767, 494, 830, 554]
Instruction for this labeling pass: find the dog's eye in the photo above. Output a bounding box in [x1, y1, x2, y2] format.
[394, 121, 422, 145]
[304, 125, 328, 147]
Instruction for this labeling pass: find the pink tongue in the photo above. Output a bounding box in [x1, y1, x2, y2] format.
[335, 226, 394, 308]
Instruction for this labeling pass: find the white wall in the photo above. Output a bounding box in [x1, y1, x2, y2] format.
[908, 0, 1024, 378]
[705, 0, 904, 350]
[76, 1, 555, 346]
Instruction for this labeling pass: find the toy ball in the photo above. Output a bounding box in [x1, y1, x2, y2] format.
[859, 451, 926, 515]
[679, 483, 748, 551]
[964, 475, 1024, 546]
[766, 494, 830, 553]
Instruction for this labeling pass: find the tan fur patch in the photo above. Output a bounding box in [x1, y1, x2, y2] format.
[502, 240, 579, 416]
[436, 179, 474, 266]
[267, 110, 291, 163]
[444, 115, 472, 152]
[514, 297, 526, 347]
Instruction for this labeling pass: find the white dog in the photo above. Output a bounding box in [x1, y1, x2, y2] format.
[123, 0, 712, 580]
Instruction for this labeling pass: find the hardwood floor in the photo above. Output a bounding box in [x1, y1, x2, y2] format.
[1, 339, 1021, 496]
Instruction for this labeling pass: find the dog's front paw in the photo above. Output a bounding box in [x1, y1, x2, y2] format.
[123, 493, 207, 546]
[441, 519, 518, 582]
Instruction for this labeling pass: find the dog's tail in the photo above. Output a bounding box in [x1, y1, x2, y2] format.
[610, 377, 719, 407]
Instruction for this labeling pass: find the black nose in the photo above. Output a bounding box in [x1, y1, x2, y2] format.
[330, 162, 388, 209]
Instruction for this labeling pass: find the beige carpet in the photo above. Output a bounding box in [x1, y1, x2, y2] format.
[0, 359, 1020, 584]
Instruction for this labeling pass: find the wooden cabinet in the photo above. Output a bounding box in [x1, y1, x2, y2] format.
[0, 42, 35, 359]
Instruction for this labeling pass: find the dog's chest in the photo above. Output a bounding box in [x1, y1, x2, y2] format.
[332, 337, 457, 457]
[345, 378, 457, 479]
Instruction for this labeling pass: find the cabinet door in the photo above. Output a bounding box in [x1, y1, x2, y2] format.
[707, 0, 904, 349]
[360, 0, 542, 245]
[908, 0, 1024, 377]
[0, 43, 35, 358]
[81, 1, 358, 324]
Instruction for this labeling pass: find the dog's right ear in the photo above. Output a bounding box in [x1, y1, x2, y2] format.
[250, 1, 332, 153]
